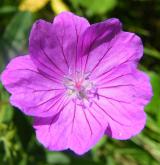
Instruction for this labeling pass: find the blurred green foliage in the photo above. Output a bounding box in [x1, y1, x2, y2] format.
[0, 0, 160, 165]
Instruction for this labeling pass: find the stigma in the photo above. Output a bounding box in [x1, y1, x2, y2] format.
[63, 72, 98, 108]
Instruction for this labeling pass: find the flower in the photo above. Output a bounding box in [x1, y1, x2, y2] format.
[1, 12, 152, 155]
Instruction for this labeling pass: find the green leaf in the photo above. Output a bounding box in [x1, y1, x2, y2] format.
[144, 47, 160, 60]
[146, 116, 160, 136]
[0, 11, 33, 64]
[0, 6, 17, 14]
[132, 134, 160, 162]
[70, 0, 117, 15]
[0, 83, 13, 123]
[46, 152, 70, 164]
[145, 72, 160, 119]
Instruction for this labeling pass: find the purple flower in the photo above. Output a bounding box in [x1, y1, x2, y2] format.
[1, 12, 152, 155]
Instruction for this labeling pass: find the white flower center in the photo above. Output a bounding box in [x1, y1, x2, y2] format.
[63, 72, 98, 108]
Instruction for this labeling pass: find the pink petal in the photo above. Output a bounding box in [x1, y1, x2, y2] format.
[34, 100, 108, 155]
[93, 66, 152, 139]
[29, 12, 90, 77]
[77, 18, 121, 74]
[78, 18, 143, 79]
[90, 31, 143, 79]
[1, 55, 65, 117]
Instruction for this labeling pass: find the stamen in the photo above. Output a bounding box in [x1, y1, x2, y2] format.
[63, 72, 99, 108]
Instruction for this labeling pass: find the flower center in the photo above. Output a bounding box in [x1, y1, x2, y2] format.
[63, 72, 98, 108]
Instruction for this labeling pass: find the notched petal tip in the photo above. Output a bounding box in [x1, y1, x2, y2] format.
[53, 11, 89, 23]
[29, 19, 51, 40]
[0, 55, 30, 91]
[105, 112, 146, 140]
[89, 17, 122, 34]
[105, 18, 122, 27]
[33, 101, 108, 155]
[103, 70, 152, 140]
[53, 11, 74, 18]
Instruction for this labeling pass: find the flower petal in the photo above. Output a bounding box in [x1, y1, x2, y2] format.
[77, 18, 121, 74]
[94, 65, 152, 139]
[91, 31, 143, 79]
[78, 18, 143, 78]
[34, 100, 108, 155]
[29, 11, 90, 77]
[1, 55, 65, 117]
